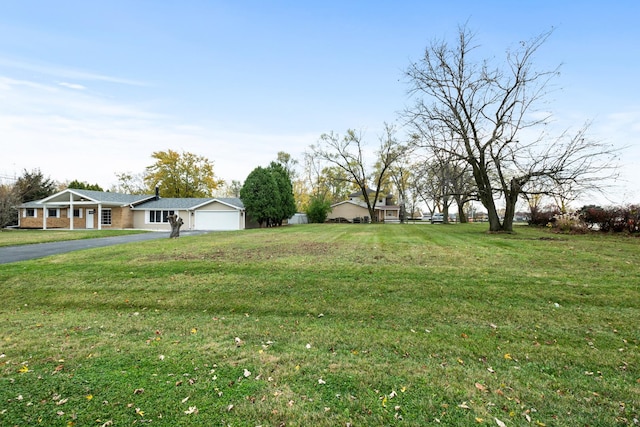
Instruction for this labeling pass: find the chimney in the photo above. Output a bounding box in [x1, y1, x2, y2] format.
[155, 187, 160, 200]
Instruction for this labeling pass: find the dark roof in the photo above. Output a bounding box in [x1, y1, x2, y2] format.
[20, 189, 155, 207]
[69, 189, 155, 205]
[18, 189, 245, 211]
[132, 197, 244, 210]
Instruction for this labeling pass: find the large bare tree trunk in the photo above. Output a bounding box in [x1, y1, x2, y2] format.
[167, 214, 184, 238]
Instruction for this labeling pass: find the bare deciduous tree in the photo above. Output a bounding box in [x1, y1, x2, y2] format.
[311, 124, 406, 222]
[404, 25, 618, 232]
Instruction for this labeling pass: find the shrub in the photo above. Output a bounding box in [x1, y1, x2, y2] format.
[579, 204, 640, 234]
[305, 195, 332, 223]
[626, 204, 640, 233]
[528, 205, 560, 226]
[553, 213, 588, 234]
[580, 206, 608, 230]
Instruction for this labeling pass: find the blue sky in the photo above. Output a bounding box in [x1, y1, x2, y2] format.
[1, 1, 638, 205]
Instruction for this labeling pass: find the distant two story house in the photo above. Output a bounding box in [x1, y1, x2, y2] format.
[18, 188, 246, 231]
[327, 189, 400, 223]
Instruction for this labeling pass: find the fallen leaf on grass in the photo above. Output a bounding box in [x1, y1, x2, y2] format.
[318, 378, 326, 384]
[184, 406, 198, 415]
[495, 418, 506, 427]
[475, 383, 488, 392]
[135, 408, 144, 417]
[18, 365, 29, 373]
[458, 402, 471, 409]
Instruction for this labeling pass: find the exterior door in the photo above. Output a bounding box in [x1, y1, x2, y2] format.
[86, 209, 95, 229]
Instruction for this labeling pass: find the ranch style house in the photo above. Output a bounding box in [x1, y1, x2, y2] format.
[18, 189, 246, 231]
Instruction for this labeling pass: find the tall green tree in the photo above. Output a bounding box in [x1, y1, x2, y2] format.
[268, 161, 297, 224]
[144, 150, 223, 198]
[240, 166, 280, 227]
[67, 180, 103, 191]
[14, 169, 57, 202]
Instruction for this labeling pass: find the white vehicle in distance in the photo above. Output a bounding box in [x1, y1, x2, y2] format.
[431, 213, 445, 223]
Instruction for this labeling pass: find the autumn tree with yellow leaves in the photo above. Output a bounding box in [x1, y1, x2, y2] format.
[144, 150, 223, 198]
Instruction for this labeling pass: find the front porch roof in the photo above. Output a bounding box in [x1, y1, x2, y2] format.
[27, 189, 156, 207]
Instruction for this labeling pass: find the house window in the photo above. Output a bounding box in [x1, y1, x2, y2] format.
[101, 209, 112, 225]
[149, 210, 175, 223]
[47, 208, 60, 218]
[25, 208, 36, 217]
[73, 208, 82, 218]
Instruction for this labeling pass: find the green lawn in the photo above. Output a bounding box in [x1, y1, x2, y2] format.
[0, 229, 148, 247]
[0, 224, 638, 426]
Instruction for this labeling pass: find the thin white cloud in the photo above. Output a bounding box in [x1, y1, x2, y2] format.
[0, 56, 147, 86]
[58, 82, 86, 90]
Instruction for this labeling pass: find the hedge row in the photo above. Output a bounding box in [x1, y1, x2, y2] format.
[529, 204, 640, 233]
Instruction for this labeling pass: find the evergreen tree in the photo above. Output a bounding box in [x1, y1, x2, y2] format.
[240, 167, 280, 227]
[268, 161, 297, 225]
[14, 169, 57, 202]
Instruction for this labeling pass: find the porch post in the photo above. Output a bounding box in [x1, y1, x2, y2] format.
[98, 204, 102, 230]
[42, 204, 47, 230]
[69, 195, 74, 230]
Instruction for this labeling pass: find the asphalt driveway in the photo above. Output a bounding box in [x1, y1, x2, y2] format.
[0, 231, 207, 265]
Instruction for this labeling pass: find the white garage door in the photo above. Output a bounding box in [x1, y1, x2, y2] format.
[194, 211, 239, 231]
